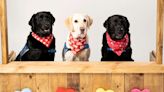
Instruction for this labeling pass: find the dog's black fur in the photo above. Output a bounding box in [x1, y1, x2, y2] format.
[101, 15, 133, 61]
[16, 11, 56, 61]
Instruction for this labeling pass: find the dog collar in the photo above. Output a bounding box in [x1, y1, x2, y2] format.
[106, 32, 129, 56]
[31, 32, 53, 48]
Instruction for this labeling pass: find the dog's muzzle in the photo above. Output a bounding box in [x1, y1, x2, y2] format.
[80, 27, 85, 34]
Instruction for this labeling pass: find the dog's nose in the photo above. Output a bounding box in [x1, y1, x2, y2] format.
[120, 27, 124, 31]
[80, 27, 85, 34]
[44, 24, 50, 30]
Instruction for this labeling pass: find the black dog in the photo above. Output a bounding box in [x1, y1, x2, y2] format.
[16, 11, 56, 61]
[101, 15, 133, 61]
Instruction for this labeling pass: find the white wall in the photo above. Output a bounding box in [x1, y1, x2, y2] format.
[0, 0, 156, 63]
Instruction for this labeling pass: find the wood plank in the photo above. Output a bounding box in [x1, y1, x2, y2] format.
[80, 74, 93, 92]
[49, 74, 58, 92]
[111, 74, 124, 92]
[0, 74, 6, 92]
[0, 74, 2, 92]
[0, 0, 8, 64]
[20, 74, 36, 92]
[125, 74, 144, 92]
[0, 74, 21, 92]
[67, 73, 80, 92]
[50, 74, 67, 92]
[35, 74, 50, 92]
[156, 0, 164, 64]
[57, 74, 67, 87]
[0, 62, 164, 73]
[92, 74, 111, 92]
[144, 74, 164, 92]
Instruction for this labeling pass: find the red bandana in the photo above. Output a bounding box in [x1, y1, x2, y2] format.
[106, 32, 129, 56]
[69, 34, 87, 54]
[32, 32, 53, 48]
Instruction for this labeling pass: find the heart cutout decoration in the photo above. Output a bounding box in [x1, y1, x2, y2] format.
[56, 87, 75, 92]
[15, 88, 32, 92]
[131, 88, 150, 92]
[96, 88, 114, 92]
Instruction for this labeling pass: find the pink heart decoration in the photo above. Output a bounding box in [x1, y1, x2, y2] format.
[131, 88, 150, 92]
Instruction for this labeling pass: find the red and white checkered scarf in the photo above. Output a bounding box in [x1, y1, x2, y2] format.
[68, 34, 87, 55]
[32, 32, 53, 48]
[106, 32, 129, 56]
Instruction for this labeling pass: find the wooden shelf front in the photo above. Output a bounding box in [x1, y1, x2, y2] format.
[0, 62, 164, 73]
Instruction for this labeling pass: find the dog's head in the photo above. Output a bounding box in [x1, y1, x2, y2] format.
[29, 11, 55, 37]
[104, 15, 130, 40]
[65, 14, 93, 39]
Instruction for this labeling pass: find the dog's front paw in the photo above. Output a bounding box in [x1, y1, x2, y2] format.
[65, 51, 75, 61]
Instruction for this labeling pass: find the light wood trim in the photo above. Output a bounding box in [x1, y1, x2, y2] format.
[0, 0, 8, 64]
[0, 62, 164, 73]
[156, 0, 164, 64]
[0, 0, 163, 64]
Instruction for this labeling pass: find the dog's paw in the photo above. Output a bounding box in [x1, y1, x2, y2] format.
[96, 88, 114, 92]
[131, 88, 150, 92]
[65, 51, 75, 61]
[56, 87, 75, 92]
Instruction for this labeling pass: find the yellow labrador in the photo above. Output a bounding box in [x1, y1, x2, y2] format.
[62, 14, 93, 61]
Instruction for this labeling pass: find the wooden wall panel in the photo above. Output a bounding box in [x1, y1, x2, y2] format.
[49, 74, 58, 92]
[67, 73, 80, 92]
[144, 74, 164, 92]
[80, 74, 93, 92]
[92, 74, 111, 92]
[57, 74, 67, 87]
[0, 74, 2, 92]
[111, 74, 124, 92]
[0, 74, 7, 92]
[125, 74, 144, 92]
[0, 74, 20, 92]
[35, 74, 50, 92]
[50, 74, 68, 92]
[20, 74, 36, 92]
[0, 73, 164, 92]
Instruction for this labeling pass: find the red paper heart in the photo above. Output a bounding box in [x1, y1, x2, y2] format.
[56, 87, 75, 92]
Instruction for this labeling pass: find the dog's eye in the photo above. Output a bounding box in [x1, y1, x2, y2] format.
[83, 19, 87, 22]
[74, 20, 78, 23]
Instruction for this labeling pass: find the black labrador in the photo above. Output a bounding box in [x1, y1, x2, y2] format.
[101, 15, 133, 61]
[16, 11, 56, 61]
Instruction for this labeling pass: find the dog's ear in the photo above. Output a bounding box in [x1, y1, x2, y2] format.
[48, 12, 55, 25]
[29, 14, 36, 27]
[124, 17, 130, 29]
[86, 15, 93, 28]
[104, 16, 113, 28]
[65, 16, 73, 32]
[103, 19, 109, 28]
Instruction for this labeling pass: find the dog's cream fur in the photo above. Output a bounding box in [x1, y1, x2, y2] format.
[63, 14, 93, 61]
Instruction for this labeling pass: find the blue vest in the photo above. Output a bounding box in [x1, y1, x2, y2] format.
[17, 43, 56, 60]
[63, 43, 89, 54]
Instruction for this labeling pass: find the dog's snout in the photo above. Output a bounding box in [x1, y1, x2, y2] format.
[44, 24, 50, 30]
[80, 27, 85, 34]
[120, 27, 124, 31]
